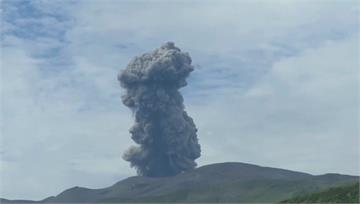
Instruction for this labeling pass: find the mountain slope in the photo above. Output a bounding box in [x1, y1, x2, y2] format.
[282, 182, 359, 203]
[41, 162, 358, 203]
[2, 162, 358, 203]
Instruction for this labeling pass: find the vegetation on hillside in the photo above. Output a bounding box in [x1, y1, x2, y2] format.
[282, 182, 359, 203]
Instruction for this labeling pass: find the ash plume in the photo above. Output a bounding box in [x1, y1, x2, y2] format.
[118, 42, 201, 177]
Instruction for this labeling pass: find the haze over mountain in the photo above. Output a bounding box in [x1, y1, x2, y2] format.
[2, 162, 358, 203]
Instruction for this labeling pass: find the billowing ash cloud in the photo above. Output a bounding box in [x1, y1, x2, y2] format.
[118, 42, 201, 177]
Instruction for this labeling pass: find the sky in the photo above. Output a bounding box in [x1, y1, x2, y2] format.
[0, 0, 359, 200]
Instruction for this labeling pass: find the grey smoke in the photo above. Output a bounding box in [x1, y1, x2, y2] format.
[118, 42, 201, 177]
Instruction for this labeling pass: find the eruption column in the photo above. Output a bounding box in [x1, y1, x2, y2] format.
[118, 42, 201, 177]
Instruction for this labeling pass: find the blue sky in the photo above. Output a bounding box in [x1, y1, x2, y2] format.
[1, 0, 359, 200]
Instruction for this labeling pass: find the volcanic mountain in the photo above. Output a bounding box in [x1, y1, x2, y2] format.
[2, 162, 358, 203]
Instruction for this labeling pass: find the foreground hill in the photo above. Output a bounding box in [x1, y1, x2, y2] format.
[282, 182, 359, 203]
[2, 162, 359, 203]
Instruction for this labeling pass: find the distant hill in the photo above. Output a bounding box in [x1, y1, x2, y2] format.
[2, 162, 358, 203]
[282, 182, 359, 203]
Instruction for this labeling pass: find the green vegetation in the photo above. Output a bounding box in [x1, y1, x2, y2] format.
[282, 182, 359, 203]
[126, 180, 340, 202]
[13, 163, 357, 203]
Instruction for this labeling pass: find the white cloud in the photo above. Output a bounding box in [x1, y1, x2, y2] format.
[192, 34, 359, 175]
[0, 42, 134, 199]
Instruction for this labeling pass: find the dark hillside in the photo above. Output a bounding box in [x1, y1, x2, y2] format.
[2, 162, 358, 203]
[282, 182, 359, 203]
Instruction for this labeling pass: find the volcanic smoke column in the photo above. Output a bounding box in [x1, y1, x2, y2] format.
[118, 42, 201, 177]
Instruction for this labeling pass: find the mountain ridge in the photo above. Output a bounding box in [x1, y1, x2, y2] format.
[2, 162, 358, 203]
